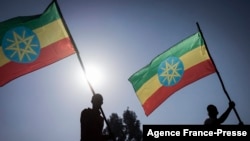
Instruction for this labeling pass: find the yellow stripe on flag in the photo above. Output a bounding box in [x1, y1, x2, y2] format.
[35, 19, 69, 48]
[136, 45, 210, 104]
[0, 47, 9, 66]
[182, 45, 209, 70]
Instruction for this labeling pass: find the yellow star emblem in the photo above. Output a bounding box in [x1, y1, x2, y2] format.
[2, 26, 40, 63]
[158, 57, 184, 86]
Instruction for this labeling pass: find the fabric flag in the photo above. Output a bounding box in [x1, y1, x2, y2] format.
[0, 1, 75, 86]
[128, 32, 216, 116]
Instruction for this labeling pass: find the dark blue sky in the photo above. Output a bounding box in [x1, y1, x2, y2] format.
[1, 0, 249, 140]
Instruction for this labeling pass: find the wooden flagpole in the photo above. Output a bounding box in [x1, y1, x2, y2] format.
[54, 0, 116, 139]
[196, 22, 243, 125]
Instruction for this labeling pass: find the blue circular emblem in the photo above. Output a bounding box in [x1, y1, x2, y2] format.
[157, 56, 184, 86]
[1, 26, 40, 63]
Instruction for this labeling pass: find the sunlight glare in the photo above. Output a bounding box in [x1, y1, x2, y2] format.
[85, 64, 105, 88]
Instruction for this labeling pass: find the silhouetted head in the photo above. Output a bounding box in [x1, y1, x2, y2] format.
[91, 93, 103, 109]
[207, 104, 218, 118]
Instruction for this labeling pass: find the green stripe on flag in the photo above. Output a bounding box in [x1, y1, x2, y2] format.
[0, 2, 60, 42]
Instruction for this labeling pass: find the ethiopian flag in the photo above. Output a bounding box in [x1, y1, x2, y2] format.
[128, 32, 216, 116]
[0, 1, 75, 86]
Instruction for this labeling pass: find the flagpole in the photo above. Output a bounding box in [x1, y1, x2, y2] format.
[196, 22, 243, 125]
[54, 0, 116, 139]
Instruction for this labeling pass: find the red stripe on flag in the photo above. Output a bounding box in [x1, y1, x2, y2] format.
[0, 38, 75, 86]
[142, 59, 215, 116]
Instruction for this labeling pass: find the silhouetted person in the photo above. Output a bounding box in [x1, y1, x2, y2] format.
[80, 93, 110, 141]
[204, 101, 235, 125]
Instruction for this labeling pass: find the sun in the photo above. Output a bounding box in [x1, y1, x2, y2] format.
[85, 64, 105, 88]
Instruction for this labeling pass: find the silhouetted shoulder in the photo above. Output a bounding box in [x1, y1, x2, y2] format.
[82, 108, 92, 114]
[204, 118, 218, 125]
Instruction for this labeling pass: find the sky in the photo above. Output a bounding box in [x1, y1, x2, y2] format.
[0, 0, 250, 140]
